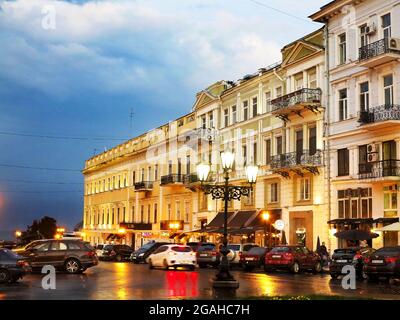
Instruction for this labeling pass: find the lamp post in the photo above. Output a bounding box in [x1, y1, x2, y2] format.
[197, 150, 258, 295]
[261, 211, 270, 247]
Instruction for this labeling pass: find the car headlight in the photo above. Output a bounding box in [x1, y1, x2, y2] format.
[138, 253, 144, 257]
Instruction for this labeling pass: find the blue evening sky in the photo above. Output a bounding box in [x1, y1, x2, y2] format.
[0, 0, 325, 232]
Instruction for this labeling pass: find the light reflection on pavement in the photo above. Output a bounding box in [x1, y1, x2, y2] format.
[0, 262, 399, 300]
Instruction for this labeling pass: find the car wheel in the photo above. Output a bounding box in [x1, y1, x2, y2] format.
[313, 262, 322, 274]
[0, 269, 10, 284]
[357, 270, 368, 280]
[64, 258, 81, 274]
[148, 259, 154, 269]
[163, 259, 169, 270]
[291, 262, 300, 274]
[330, 274, 339, 280]
[115, 255, 123, 262]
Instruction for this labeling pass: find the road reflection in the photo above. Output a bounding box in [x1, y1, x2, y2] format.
[165, 270, 199, 298]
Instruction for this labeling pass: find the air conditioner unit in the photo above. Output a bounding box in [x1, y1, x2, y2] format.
[389, 38, 400, 51]
[367, 144, 378, 153]
[365, 24, 376, 35]
[367, 153, 379, 163]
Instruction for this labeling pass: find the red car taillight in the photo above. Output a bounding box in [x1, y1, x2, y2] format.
[385, 257, 397, 264]
[211, 251, 217, 256]
[364, 257, 371, 264]
[86, 251, 96, 257]
[282, 253, 293, 260]
[17, 260, 29, 267]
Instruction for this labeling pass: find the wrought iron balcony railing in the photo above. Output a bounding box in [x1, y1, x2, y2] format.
[359, 104, 400, 124]
[184, 173, 199, 185]
[134, 181, 153, 191]
[271, 88, 322, 113]
[359, 160, 400, 180]
[270, 150, 322, 170]
[160, 174, 184, 185]
[359, 38, 398, 61]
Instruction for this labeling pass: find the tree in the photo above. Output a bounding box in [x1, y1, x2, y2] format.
[21, 216, 57, 243]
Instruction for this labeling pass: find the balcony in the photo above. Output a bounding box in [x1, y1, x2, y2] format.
[359, 105, 400, 130]
[359, 160, 400, 180]
[196, 127, 218, 142]
[134, 181, 153, 192]
[270, 150, 322, 177]
[358, 38, 400, 68]
[160, 174, 184, 186]
[271, 88, 322, 121]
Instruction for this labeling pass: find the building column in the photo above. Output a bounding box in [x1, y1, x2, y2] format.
[349, 146, 358, 177]
[303, 123, 308, 151]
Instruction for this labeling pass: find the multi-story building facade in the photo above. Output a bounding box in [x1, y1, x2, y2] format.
[311, 0, 400, 249]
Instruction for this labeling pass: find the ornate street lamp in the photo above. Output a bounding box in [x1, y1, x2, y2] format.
[197, 150, 258, 295]
[261, 211, 270, 247]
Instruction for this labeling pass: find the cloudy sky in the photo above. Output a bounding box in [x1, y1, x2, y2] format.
[0, 0, 325, 232]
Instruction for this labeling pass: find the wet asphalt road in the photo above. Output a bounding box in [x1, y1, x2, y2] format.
[1, 262, 400, 300]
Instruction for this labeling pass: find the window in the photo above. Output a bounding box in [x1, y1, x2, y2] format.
[186, 155, 190, 174]
[242, 145, 247, 167]
[384, 185, 398, 217]
[265, 92, 272, 113]
[294, 73, 303, 90]
[308, 68, 317, 89]
[252, 97, 258, 117]
[140, 206, 144, 222]
[201, 115, 206, 129]
[131, 206, 135, 223]
[358, 145, 371, 174]
[248, 143, 255, 166]
[167, 204, 171, 220]
[383, 74, 393, 106]
[265, 139, 271, 164]
[338, 148, 349, 176]
[338, 33, 346, 65]
[176, 201, 181, 220]
[184, 202, 190, 222]
[243, 100, 249, 121]
[154, 203, 158, 223]
[154, 165, 158, 181]
[122, 207, 126, 222]
[382, 13, 391, 39]
[309, 127, 317, 155]
[270, 183, 279, 203]
[338, 188, 372, 219]
[275, 86, 282, 98]
[339, 89, 348, 121]
[148, 166, 152, 181]
[245, 189, 254, 206]
[147, 205, 151, 223]
[359, 24, 369, 47]
[359, 82, 369, 112]
[132, 171, 135, 184]
[231, 105, 237, 124]
[168, 160, 172, 175]
[223, 109, 229, 127]
[112, 208, 115, 224]
[141, 168, 145, 182]
[298, 178, 311, 201]
[209, 112, 214, 128]
[276, 136, 283, 155]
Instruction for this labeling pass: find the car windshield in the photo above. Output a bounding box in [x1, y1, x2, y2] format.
[247, 247, 266, 255]
[375, 247, 400, 256]
[198, 245, 215, 252]
[270, 247, 291, 253]
[139, 242, 156, 251]
[171, 246, 192, 252]
[334, 249, 358, 255]
[243, 244, 257, 251]
[228, 245, 241, 251]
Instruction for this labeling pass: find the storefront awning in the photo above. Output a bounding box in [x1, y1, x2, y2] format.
[374, 217, 399, 224]
[375, 222, 400, 232]
[327, 218, 374, 225]
[206, 211, 235, 228]
[245, 209, 282, 229]
[227, 210, 257, 229]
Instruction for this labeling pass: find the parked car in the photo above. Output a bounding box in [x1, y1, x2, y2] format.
[131, 241, 169, 264]
[101, 244, 134, 262]
[264, 245, 322, 274]
[227, 243, 259, 265]
[0, 248, 31, 284]
[364, 246, 400, 281]
[193, 243, 220, 268]
[148, 245, 196, 270]
[18, 239, 98, 274]
[240, 247, 270, 271]
[330, 247, 375, 280]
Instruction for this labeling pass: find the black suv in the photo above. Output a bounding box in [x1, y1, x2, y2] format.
[101, 244, 133, 262]
[18, 239, 98, 274]
[330, 247, 375, 280]
[131, 242, 169, 264]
